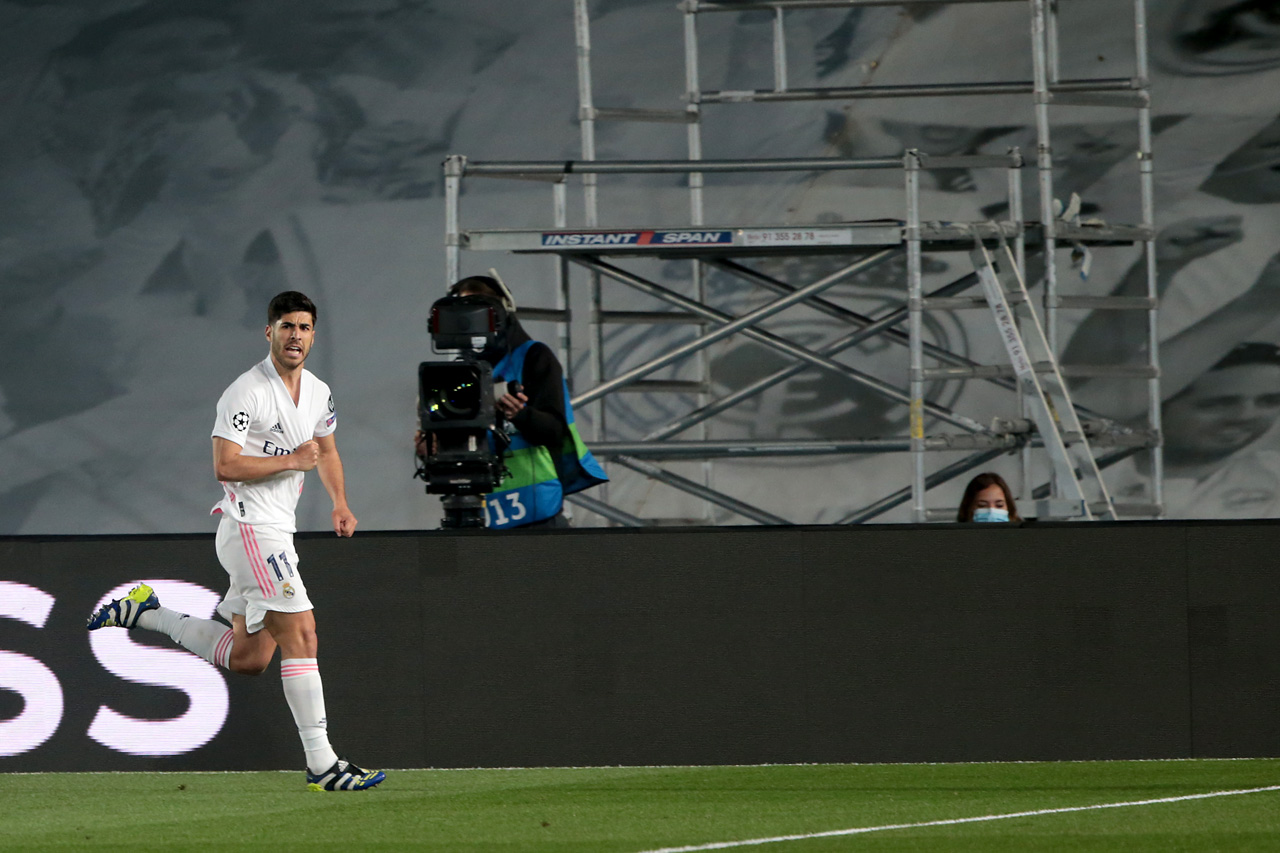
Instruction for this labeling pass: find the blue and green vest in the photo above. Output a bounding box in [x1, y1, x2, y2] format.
[487, 340, 608, 528]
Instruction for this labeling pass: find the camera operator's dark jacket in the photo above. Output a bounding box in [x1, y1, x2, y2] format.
[484, 319, 607, 528]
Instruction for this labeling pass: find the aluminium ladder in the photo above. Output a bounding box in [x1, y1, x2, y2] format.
[970, 234, 1115, 519]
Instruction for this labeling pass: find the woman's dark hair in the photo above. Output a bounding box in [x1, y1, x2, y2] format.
[956, 471, 1020, 523]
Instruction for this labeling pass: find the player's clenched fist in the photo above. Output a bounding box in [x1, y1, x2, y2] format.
[292, 440, 320, 471]
[332, 507, 357, 537]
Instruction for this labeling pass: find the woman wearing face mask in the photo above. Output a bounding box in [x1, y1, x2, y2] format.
[956, 472, 1022, 523]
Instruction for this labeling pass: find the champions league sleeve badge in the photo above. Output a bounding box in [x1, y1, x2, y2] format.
[232, 412, 249, 431]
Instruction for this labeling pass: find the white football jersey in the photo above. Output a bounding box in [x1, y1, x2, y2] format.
[210, 356, 336, 532]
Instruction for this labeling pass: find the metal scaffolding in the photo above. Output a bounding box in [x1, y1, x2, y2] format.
[443, 0, 1161, 525]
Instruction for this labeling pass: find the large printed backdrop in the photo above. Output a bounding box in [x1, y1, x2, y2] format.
[1, 0, 1279, 532]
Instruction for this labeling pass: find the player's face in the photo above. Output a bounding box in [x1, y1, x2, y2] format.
[1163, 363, 1280, 461]
[266, 311, 315, 370]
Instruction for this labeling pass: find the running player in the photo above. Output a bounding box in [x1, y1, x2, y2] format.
[87, 291, 384, 792]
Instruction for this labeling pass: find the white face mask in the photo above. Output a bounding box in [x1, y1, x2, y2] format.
[972, 507, 1009, 523]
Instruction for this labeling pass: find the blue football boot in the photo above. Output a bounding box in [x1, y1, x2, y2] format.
[86, 583, 159, 630]
[306, 759, 386, 791]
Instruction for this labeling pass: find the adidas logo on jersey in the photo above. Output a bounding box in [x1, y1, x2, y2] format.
[270, 422, 284, 433]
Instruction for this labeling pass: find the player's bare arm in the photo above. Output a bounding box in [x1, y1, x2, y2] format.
[212, 436, 320, 482]
[315, 433, 357, 537]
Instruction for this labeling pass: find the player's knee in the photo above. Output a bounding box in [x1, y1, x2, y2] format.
[284, 625, 319, 658]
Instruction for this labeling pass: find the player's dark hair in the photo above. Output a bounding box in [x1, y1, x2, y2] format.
[956, 471, 1021, 523]
[268, 291, 317, 325]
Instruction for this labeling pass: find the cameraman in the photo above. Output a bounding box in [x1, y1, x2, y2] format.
[417, 274, 607, 528]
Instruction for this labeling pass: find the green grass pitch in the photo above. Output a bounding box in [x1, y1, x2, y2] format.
[7, 759, 1280, 851]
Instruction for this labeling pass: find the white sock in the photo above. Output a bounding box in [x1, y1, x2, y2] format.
[136, 607, 235, 670]
[281, 658, 339, 775]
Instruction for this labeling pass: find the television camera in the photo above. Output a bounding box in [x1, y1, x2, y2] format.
[415, 293, 515, 528]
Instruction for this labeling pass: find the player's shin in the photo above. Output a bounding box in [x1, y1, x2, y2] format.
[281, 658, 340, 775]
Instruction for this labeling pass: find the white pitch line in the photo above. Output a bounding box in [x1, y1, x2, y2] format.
[637, 784, 1280, 853]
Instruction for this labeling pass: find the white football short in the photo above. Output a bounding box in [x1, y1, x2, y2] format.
[214, 516, 313, 634]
